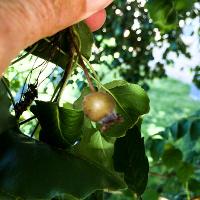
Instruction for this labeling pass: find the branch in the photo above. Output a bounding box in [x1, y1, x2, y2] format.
[149, 171, 175, 179]
[19, 116, 36, 126]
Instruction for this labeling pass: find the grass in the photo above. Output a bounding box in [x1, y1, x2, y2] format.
[142, 78, 200, 137]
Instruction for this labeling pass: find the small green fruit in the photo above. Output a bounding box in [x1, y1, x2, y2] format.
[83, 92, 116, 122]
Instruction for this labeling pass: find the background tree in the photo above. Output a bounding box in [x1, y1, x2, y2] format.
[94, 0, 200, 87]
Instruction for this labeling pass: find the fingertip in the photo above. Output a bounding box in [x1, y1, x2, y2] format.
[85, 9, 106, 32]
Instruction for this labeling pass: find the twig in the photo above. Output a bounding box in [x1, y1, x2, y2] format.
[43, 38, 66, 56]
[50, 80, 62, 102]
[185, 182, 191, 200]
[31, 122, 39, 138]
[69, 28, 96, 93]
[149, 172, 175, 179]
[19, 116, 36, 126]
[82, 56, 101, 89]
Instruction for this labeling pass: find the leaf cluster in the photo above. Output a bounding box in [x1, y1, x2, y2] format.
[0, 21, 151, 200]
[146, 111, 200, 198]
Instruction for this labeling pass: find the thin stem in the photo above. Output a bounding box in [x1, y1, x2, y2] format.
[82, 56, 100, 82]
[19, 116, 36, 126]
[185, 182, 191, 200]
[70, 29, 95, 93]
[54, 52, 75, 103]
[43, 38, 66, 56]
[79, 55, 96, 92]
[82, 56, 101, 89]
[31, 122, 39, 138]
[50, 80, 62, 102]
[149, 171, 175, 179]
[49, 28, 79, 103]
[1, 76, 15, 106]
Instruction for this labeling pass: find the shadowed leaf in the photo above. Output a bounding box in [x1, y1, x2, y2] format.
[0, 130, 126, 199]
[31, 101, 84, 149]
[0, 78, 17, 135]
[26, 22, 93, 69]
[113, 123, 149, 195]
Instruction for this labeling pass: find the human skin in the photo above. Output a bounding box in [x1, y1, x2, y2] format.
[0, 0, 113, 75]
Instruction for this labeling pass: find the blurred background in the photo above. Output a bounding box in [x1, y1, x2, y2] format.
[5, 0, 200, 199]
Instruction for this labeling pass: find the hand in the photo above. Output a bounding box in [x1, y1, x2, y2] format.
[0, 0, 113, 74]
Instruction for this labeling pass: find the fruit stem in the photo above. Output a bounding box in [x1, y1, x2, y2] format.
[82, 56, 101, 89]
[78, 53, 96, 92]
[70, 28, 96, 93]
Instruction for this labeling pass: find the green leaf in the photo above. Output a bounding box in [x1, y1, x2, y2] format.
[73, 87, 90, 109]
[162, 145, 183, 168]
[26, 22, 93, 69]
[31, 101, 84, 148]
[176, 162, 194, 184]
[103, 82, 149, 137]
[0, 192, 16, 200]
[74, 22, 94, 59]
[0, 78, 16, 135]
[72, 118, 126, 188]
[103, 80, 128, 88]
[0, 130, 126, 199]
[148, 138, 165, 161]
[157, 130, 169, 140]
[104, 81, 150, 116]
[63, 102, 73, 109]
[74, 80, 150, 137]
[190, 119, 200, 140]
[113, 123, 149, 195]
[174, 0, 194, 11]
[142, 189, 159, 200]
[146, 0, 177, 31]
[170, 118, 191, 140]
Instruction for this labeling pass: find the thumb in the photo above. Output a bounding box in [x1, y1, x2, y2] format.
[52, 0, 113, 35]
[0, 0, 113, 73]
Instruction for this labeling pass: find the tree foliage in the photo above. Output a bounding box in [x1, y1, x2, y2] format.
[94, 0, 200, 87]
[0, 21, 150, 199]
